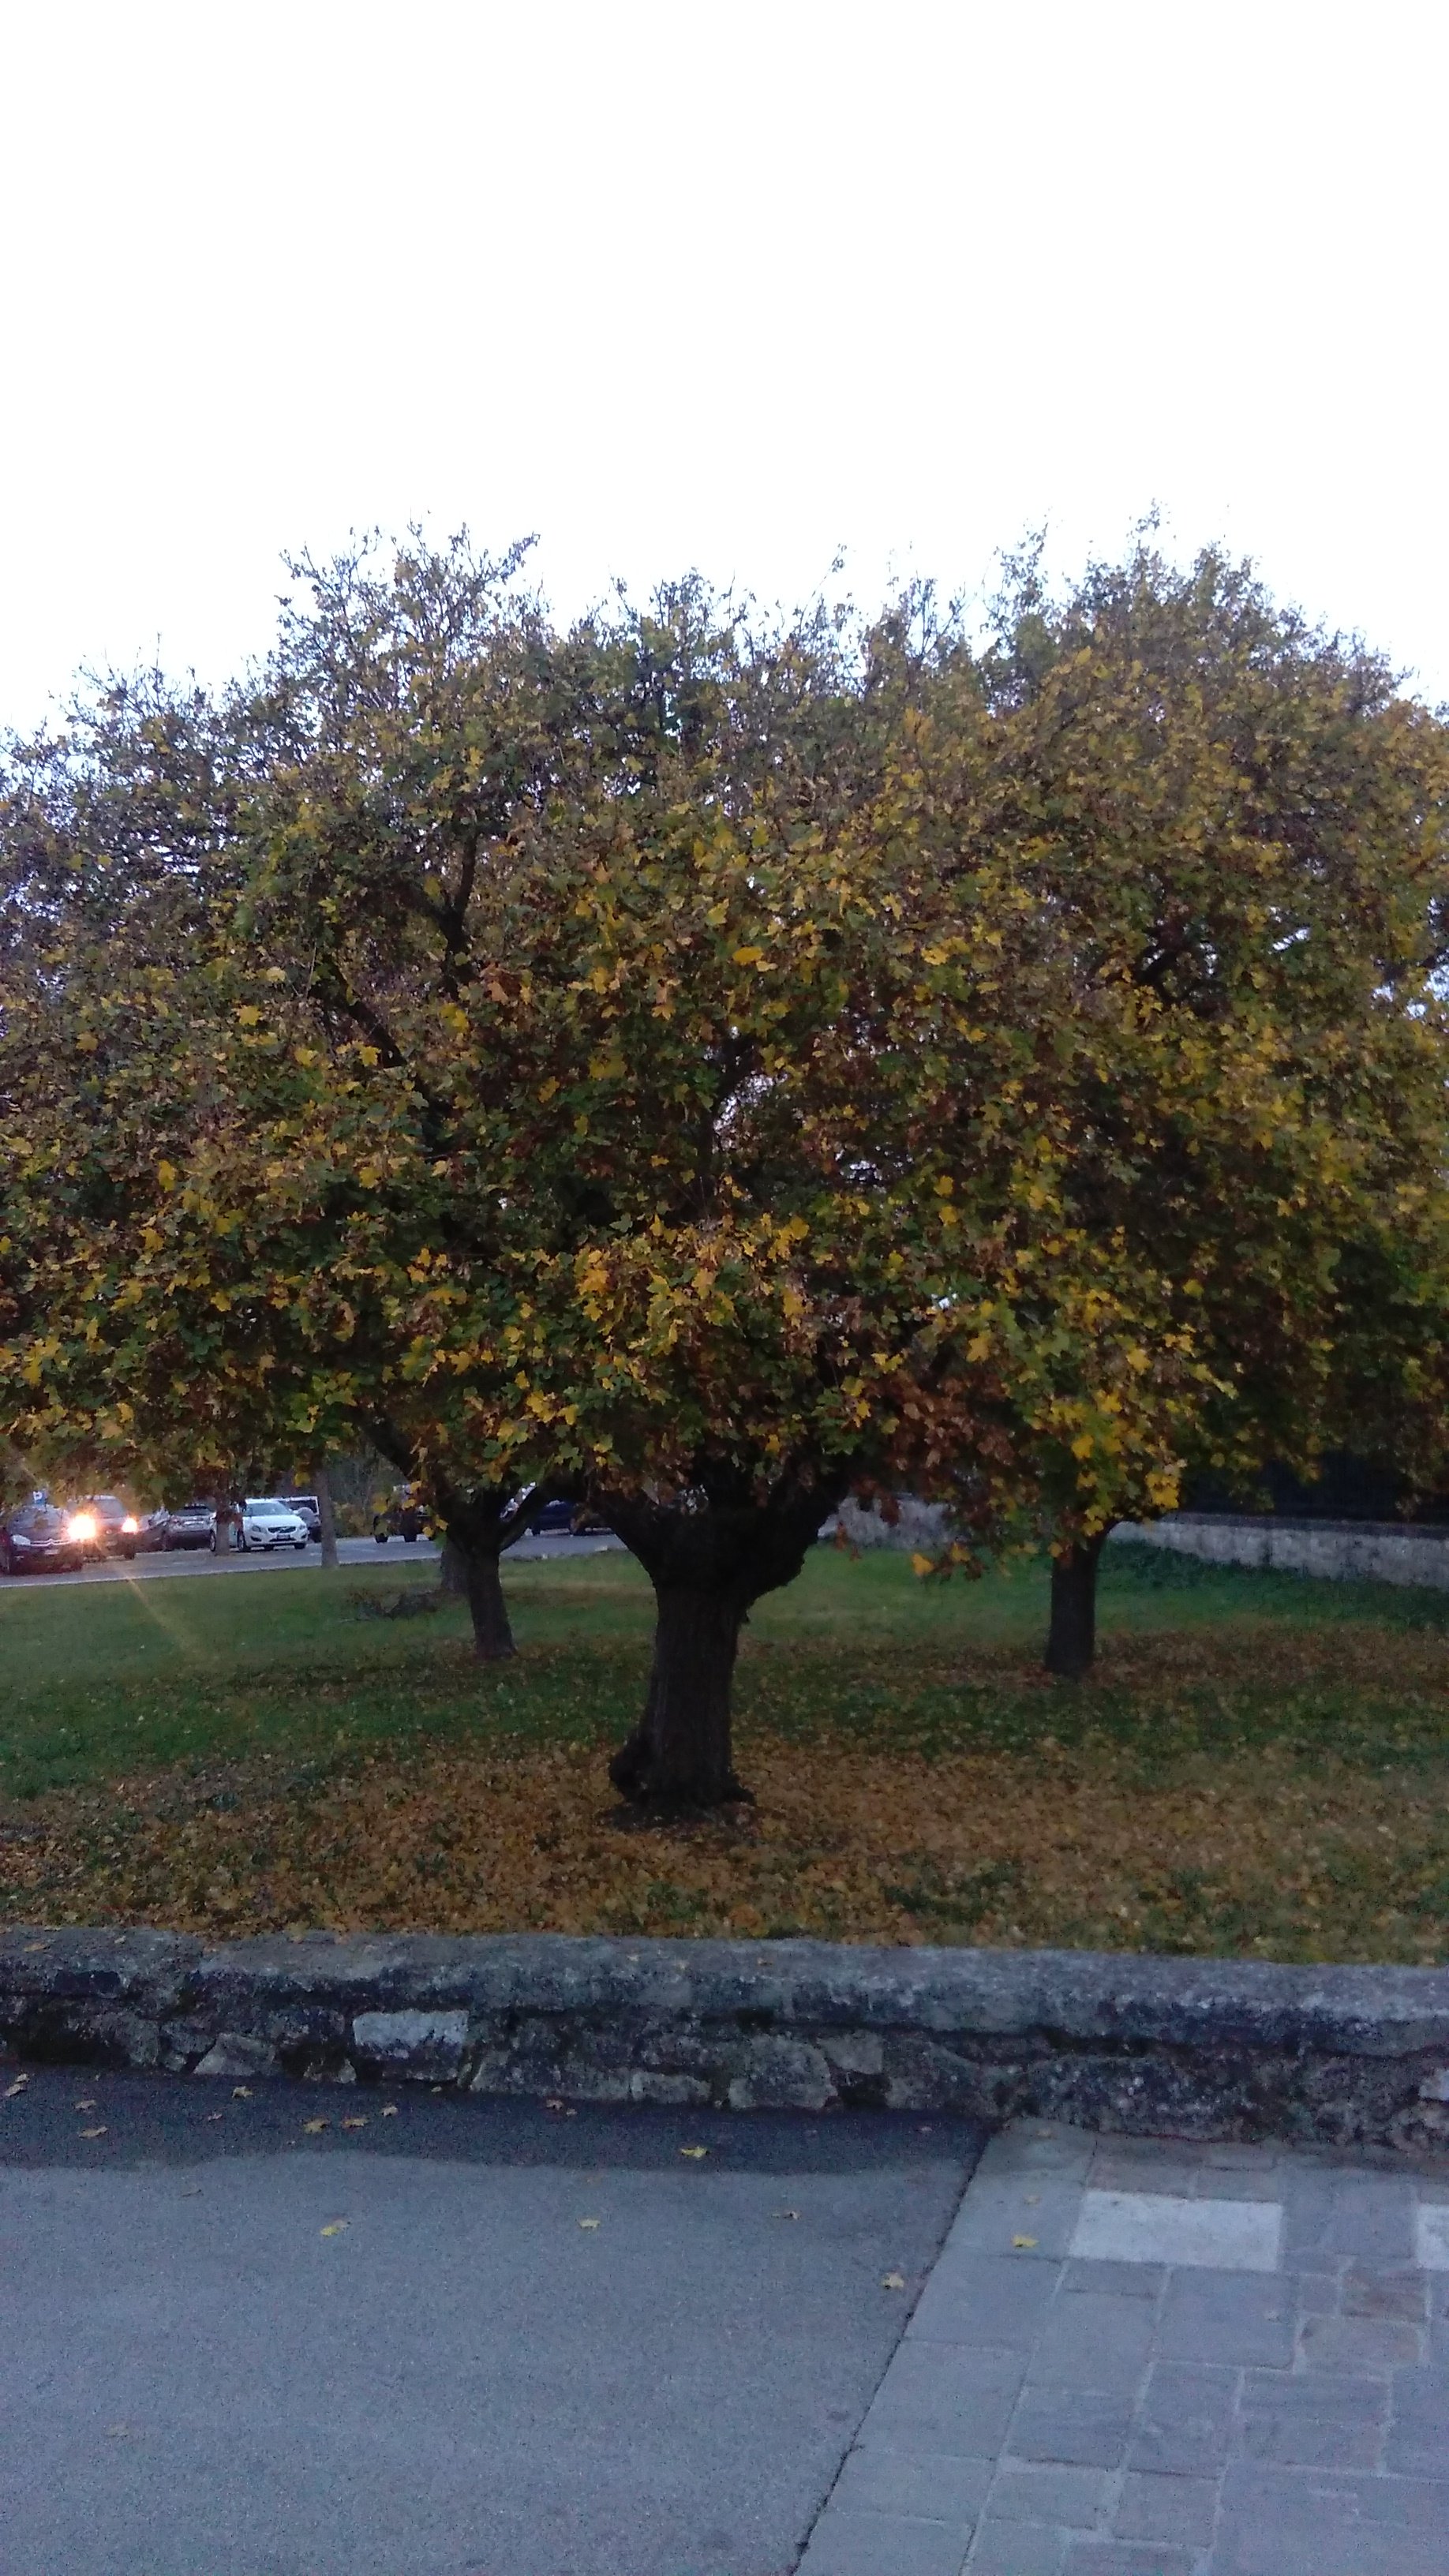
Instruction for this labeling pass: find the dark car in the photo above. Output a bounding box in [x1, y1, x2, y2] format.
[161, 1502, 216, 1552]
[0, 1502, 88, 1576]
[373, 1493, 426, 1544]
[73, 1493, 142, 1559]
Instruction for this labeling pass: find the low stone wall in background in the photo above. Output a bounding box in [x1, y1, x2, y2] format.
[830, 1497, 957, 1552]
[4, 1930, 1449, 2154]
[1112, 1513, 1449, 1592]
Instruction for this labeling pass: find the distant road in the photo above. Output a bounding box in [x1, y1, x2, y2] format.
[0, 1531, 623, 1593]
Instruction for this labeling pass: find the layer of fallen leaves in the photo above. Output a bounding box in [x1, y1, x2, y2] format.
[4, 1718, 1448, 1964]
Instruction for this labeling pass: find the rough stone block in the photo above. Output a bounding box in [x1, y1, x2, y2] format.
[193, 2033, 279, 2080]
[725, 2036, 834, 2111]
[350, 2007, 469, 2078]
[1112, 2471, 1217, 2548]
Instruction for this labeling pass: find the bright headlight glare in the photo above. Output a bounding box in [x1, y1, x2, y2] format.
[66, 1511, 99, 1541]
[121, 1515, 139, 1534]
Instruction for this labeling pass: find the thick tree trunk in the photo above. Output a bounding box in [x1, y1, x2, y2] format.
[1044, 1528, 1111, 1679]
[603, 1473, 849, 1813]
[313, 1460, 339, 1570]
[609, 1584, 751, 1808]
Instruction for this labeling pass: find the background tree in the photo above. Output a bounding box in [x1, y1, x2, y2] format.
[945, 543, 1449, 1672]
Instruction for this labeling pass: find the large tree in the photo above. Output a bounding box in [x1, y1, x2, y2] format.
[1, 539, 1186, 1799]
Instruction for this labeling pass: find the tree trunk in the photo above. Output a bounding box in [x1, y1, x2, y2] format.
[313, 1459, 339, 1569]
[602, 1473, 849, 1813]
[1044, 1528, 1111, 1679]
[447, 1527, 516, 1661]
[609, 1584, 751, 1808]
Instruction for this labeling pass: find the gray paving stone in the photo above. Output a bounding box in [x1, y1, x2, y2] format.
[798, 2506, 975, 2574]
[1293, 2270, 1340, 2315]
[1237, 2368, 1387, 2468]
[908, 2251, 1063, 2349]
[866, 2342, 1029, 2457]
[1280, 2174, 1418, 2267]
[987, 2465, 1109, 2527]
[1023, 2292, 1157, 2395]
[1383, 2363, 1449, 2476]
[1342, 2267, 1428, 2322]
[1061, 2548, 1196, 2575]
[951, 2178, 1086, 2260]
[983, 2126, 1097, 2174]
[1213, 2463, 1449, 2576]
[1126, 2363, 1237, 2475]
[831, 2444, 993, 2523]
[1155, 2268, 1295, 2368]
[966, 2522, 1068, 2574]
[1009, 2387, 1136, 2469]
[1297, 2312, 1422, 2373]
[1113, 2469, 1219, 2547]
[1088, 2150, 1213, 2198]
[1061, 2259, 1166, 2302]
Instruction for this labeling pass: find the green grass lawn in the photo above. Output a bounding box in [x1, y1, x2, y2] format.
[2, 1538, 1445, 1798]
[2, 1542, 1447, 1961]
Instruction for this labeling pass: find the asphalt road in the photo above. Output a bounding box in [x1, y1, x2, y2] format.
[0, 2065, 982, 2576]
[0, 1531, 624, 1590]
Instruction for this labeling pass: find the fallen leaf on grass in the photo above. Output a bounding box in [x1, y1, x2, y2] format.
[1012, 2235, 1038, 2250]
[679, 2145, 709, 2160]
[380, 2105, 399, 2117]
[79, 2126, 107, 2139]
[578, 2218, 600, 2231]
[882, 2272, 906, 2290]
[303, 2118, 329, 2134]
[5, 2076, 30, 2099]
[75, 2098, 97, 2111]
[341, 2116, 367, 2130]
[23, 1941, 50, 1953]
[232, 2086, 253, 2099]
[773, 2210, 800, 2222]
[320, 2219, 349, 2237]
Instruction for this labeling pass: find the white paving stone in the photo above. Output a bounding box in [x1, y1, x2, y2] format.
[1069, 2188, 1282, 2271]
[1413, 2203, 1449, 2269]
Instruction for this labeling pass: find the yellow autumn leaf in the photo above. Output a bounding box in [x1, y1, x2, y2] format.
[302, 2117, 328, 2134]
[320, 2219, 349, 2237]
[578, 2217, 601, 2230]
[882, 2271, 906, 2290]
[679, 2144, 709, 2160]
[1012, 2234, 1038, 2249]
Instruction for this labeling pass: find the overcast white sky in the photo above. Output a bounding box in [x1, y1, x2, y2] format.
[2, 0, 1445, 727]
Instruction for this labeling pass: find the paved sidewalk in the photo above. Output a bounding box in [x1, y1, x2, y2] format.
[799, 2121, 1449, 2575]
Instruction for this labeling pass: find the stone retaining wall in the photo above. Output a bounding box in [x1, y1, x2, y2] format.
[3, 1930, 1449, 2152]
[1113, 1513, 1449, 1590]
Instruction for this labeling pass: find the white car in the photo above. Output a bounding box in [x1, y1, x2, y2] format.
[233, 1498, 309, 1553]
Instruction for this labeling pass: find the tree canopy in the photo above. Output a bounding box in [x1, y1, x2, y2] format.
[2, 533, 1446, 1793]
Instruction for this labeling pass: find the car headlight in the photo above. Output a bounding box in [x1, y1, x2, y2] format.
[66, 1511, 99, 1542]
[11, 1533, 31, 1548]
[121, 1515, 139, 1535]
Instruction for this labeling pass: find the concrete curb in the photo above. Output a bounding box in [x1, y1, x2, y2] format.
[3, 1929, 1448, 2148]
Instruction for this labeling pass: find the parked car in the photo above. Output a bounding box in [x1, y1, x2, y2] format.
[278, 1492, 321, 1541]
[162, 1502, 218, 1551]
[72, 1493, 142, 1559]
[135, 1509, 173, 1552]
[232, 1497, 309, 1552]
[0, 1501, 89, 1575]
[373, 1492, 425, 1543]
[525, 1496, 613, 1536]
